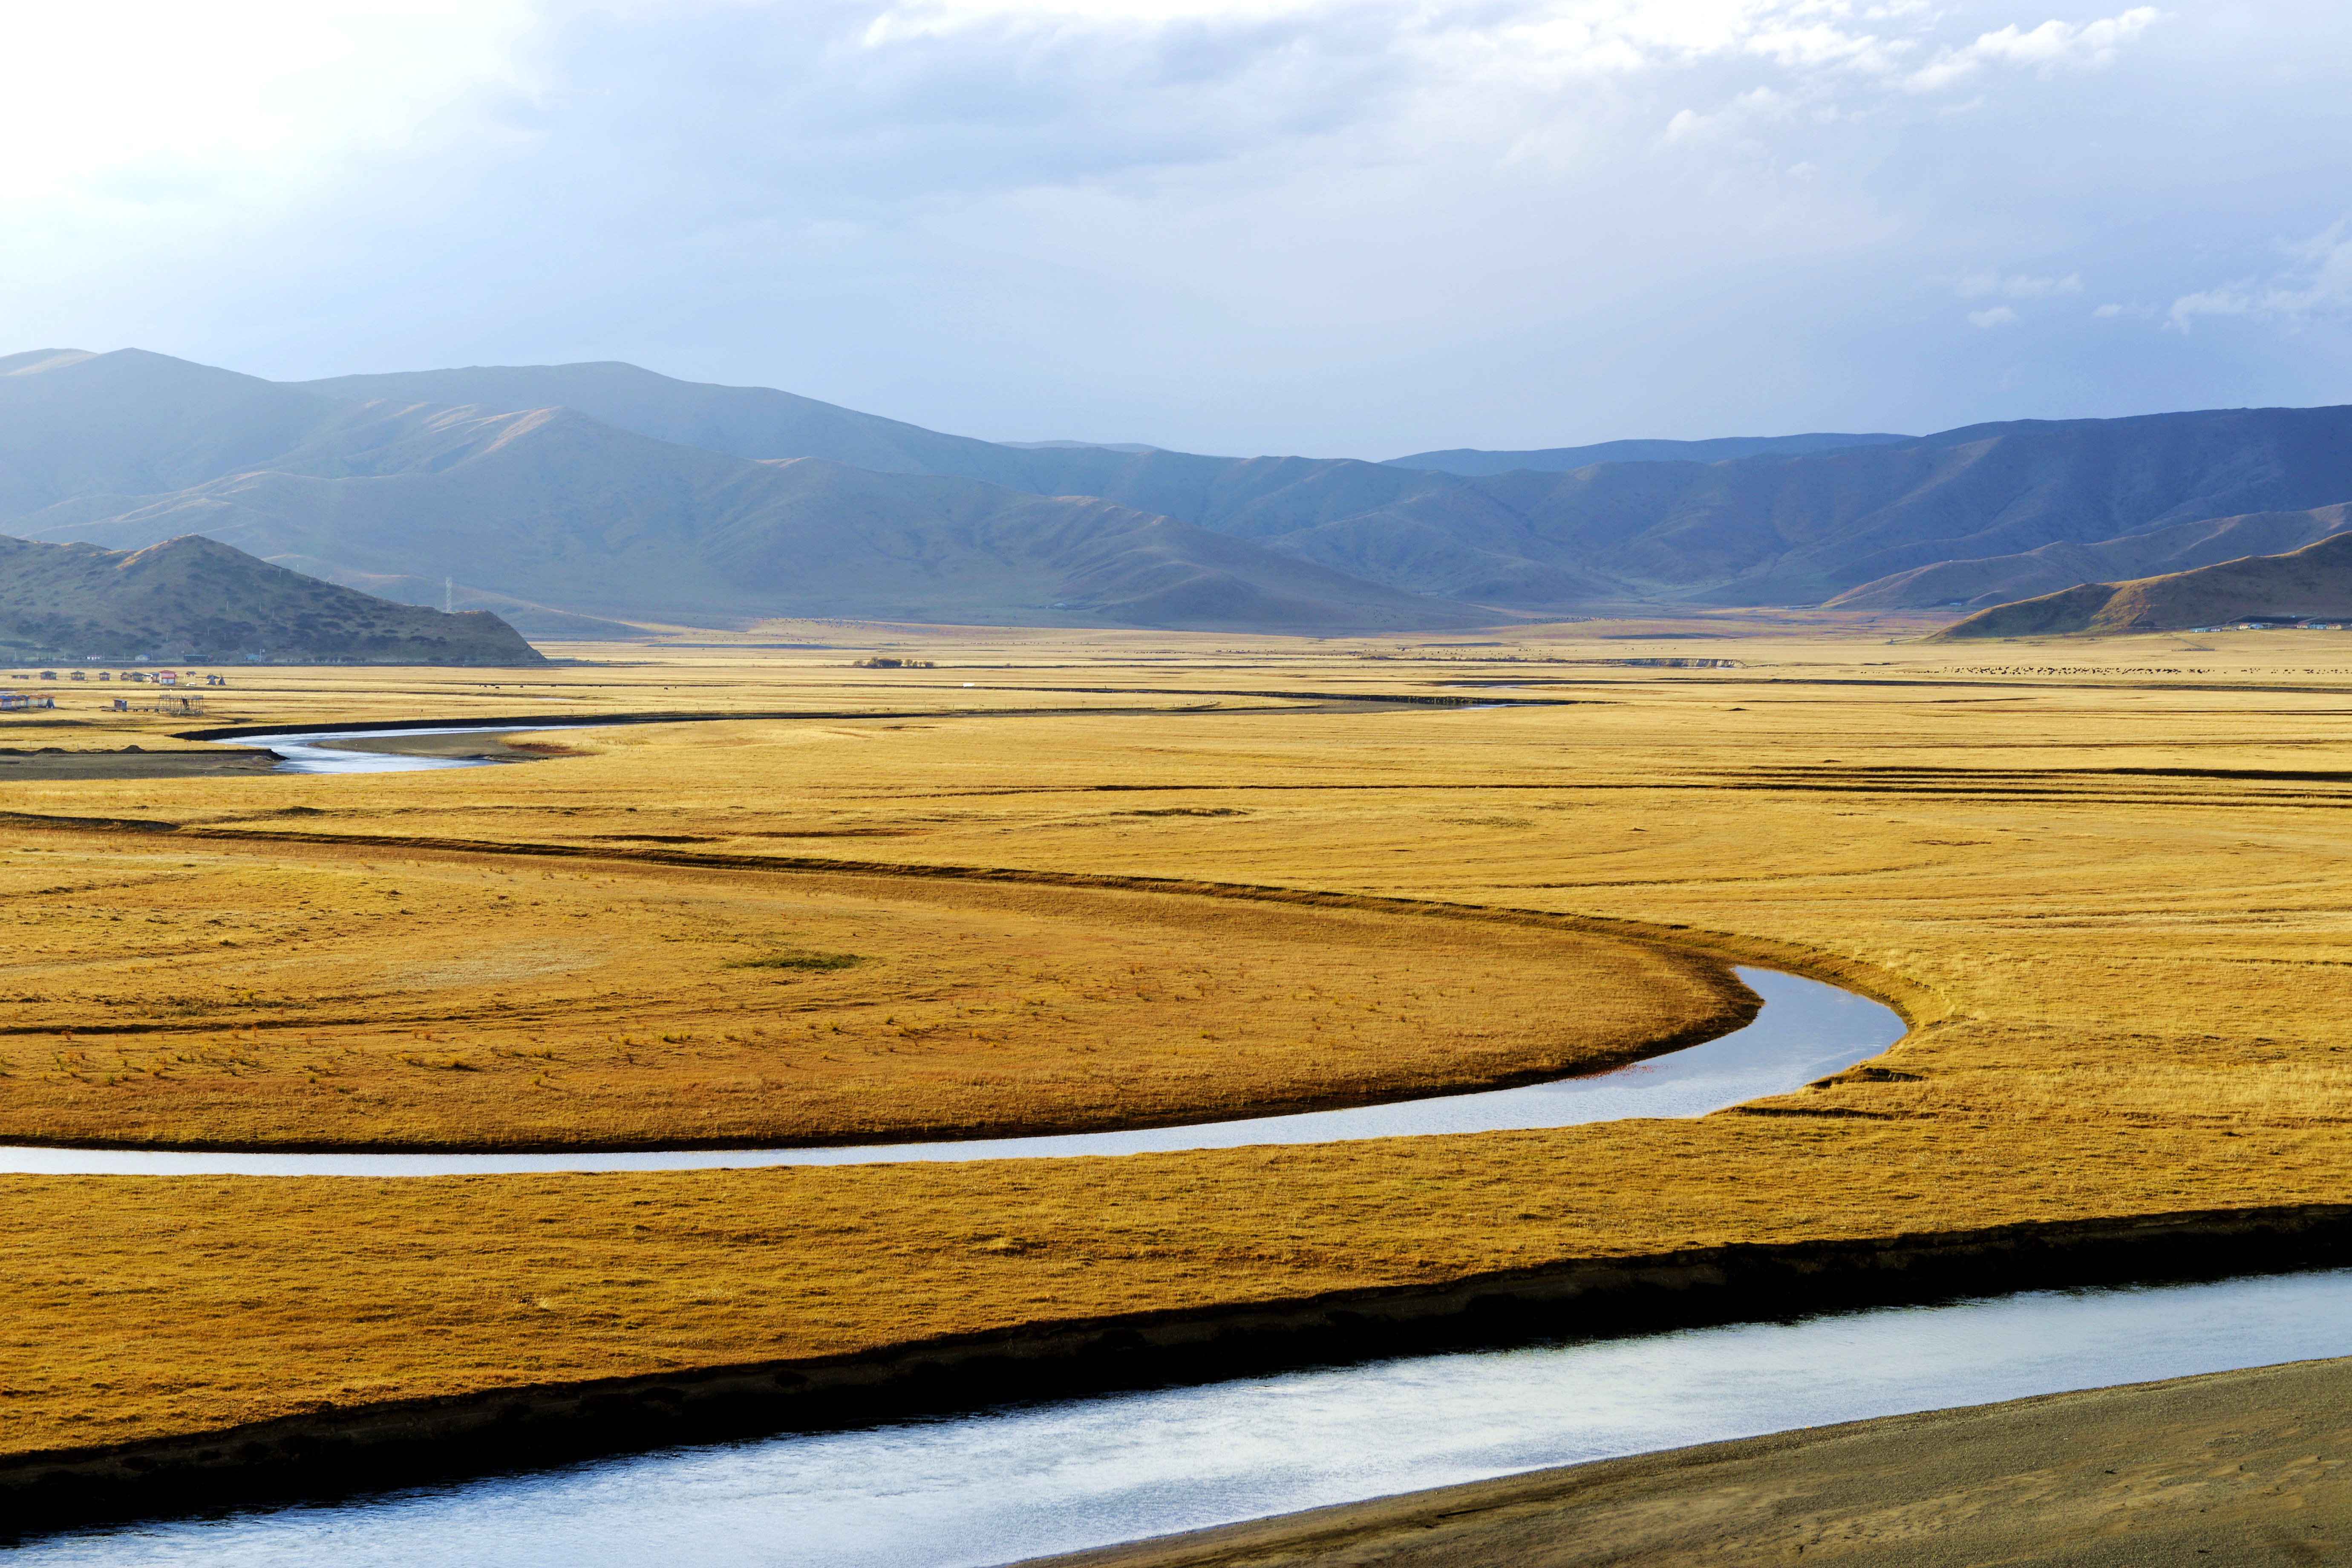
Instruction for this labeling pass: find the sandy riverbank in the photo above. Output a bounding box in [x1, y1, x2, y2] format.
[1028, 1354, 2351, 1567]
[0, 745, 279, 780]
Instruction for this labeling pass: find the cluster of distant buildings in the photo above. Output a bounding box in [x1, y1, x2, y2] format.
[10, 669, 229, 685]
[0, 669, 228, 715]
[2185, 618, 2352, 633]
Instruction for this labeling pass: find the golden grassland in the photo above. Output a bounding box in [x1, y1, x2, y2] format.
[5, 614, 2352, 1457]
[0, 841, 1739, 1148]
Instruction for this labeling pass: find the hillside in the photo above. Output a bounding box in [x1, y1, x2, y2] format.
[16, 350, 1480, 634]
[281, 360, 2352, 611]
[1381, 432, 1915, 475]
[0, 533, 542, 664]
[1828, 504, 2352, 611]
[1931, 531, 2352, 639]
[12, 363, 1482, 634]
[295, 361, 1058, 490]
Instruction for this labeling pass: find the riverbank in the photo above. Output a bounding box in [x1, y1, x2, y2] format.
[0, 744, 279, 780]
[1029, 1354, 2352, 1567]
[6, 1207, 2346, 1536]
[0, 837, 1754, 1153]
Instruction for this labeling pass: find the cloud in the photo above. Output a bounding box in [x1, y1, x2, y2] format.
[0, 0, 539, 206]
[1907, 6, 2159, 91]
[2092, 301, 2157, 319]
[0, 0, 2343, 455]
[2169, 221, 2352, 331]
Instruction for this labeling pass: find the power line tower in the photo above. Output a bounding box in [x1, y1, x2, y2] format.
[444, 576, 454, 614]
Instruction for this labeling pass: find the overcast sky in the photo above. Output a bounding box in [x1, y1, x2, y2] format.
[6, 0, 2349, 456]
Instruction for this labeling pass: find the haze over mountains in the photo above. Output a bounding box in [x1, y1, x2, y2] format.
[9, 346, 2352, 637]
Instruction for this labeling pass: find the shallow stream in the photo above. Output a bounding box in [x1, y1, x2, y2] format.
[26, 1269, 2352, 1567]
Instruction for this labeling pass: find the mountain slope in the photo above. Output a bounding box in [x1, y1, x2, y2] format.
[20, 408, 1484, 634]
[14, 350, 1480, 632]
[1829, 504, 2352, 610]
[297, 362, 1056, 490]
[282, 361, 2352, 611]
[0, 533, 542, 663]
[1931, 530, 2352, 639]
[0, 349, 569, 523]
[0, 349, 359, 519]
[1382, 432, 1916, 476]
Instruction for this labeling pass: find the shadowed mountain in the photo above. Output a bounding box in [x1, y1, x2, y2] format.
[1827, 504, 2352, 610]
[1931, 531, 2352, 639]
[282, 363, 2352, 612]
[0, 533, 542, 664]
[1382, 432, 1917, 476]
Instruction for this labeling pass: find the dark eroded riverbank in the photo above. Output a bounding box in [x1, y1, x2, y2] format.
[7, 1204, 2349, 1540]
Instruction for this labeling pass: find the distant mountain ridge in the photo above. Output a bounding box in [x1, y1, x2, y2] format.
[15, 347, 2352, 633]
[12, 352, 1484, 635]
[0, 533, 541, 664]
[1382, 433, 1917, 476]
[282, 360, 2352, 612]
[1933, 531, 2352, 639]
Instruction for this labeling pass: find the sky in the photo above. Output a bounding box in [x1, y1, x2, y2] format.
[4, 0, 2349, 457]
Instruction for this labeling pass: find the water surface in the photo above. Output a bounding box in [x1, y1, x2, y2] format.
[23, 1269, 2348, 1568]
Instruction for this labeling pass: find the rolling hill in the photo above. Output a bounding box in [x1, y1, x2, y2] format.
[0, 533, 542, 664]
[1931, 530, 2352, 639]
[1827, 504, 2352, 611]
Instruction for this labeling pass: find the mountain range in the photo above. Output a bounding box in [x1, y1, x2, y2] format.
[8, 346, 2352, 635]
[5, 352, 1480, 635]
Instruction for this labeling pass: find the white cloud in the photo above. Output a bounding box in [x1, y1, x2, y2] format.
[1907, 6, 2159, 91]
[0, 0, 2340, 455]
[2169, 221, 2352, 331]
[0, 0, 539, 206]
[2092, 301, 2156, 318]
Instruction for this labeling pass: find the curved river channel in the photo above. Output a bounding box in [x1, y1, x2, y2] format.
[20, 721, 2345, 1565]
[0, 968, 1899, 1175]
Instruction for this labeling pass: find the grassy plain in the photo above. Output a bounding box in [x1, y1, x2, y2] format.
[0, 841, 1738, 1148]
[4, 614, 2352, 1458]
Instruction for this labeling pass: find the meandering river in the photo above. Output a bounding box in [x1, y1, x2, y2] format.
[23, 719, 2332, 1564]
[0, 968, 1900, 1173]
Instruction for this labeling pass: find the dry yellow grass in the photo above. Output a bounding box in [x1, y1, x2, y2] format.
[0, 839, 1737, 1148]
[5, 616, 2352, 1459]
